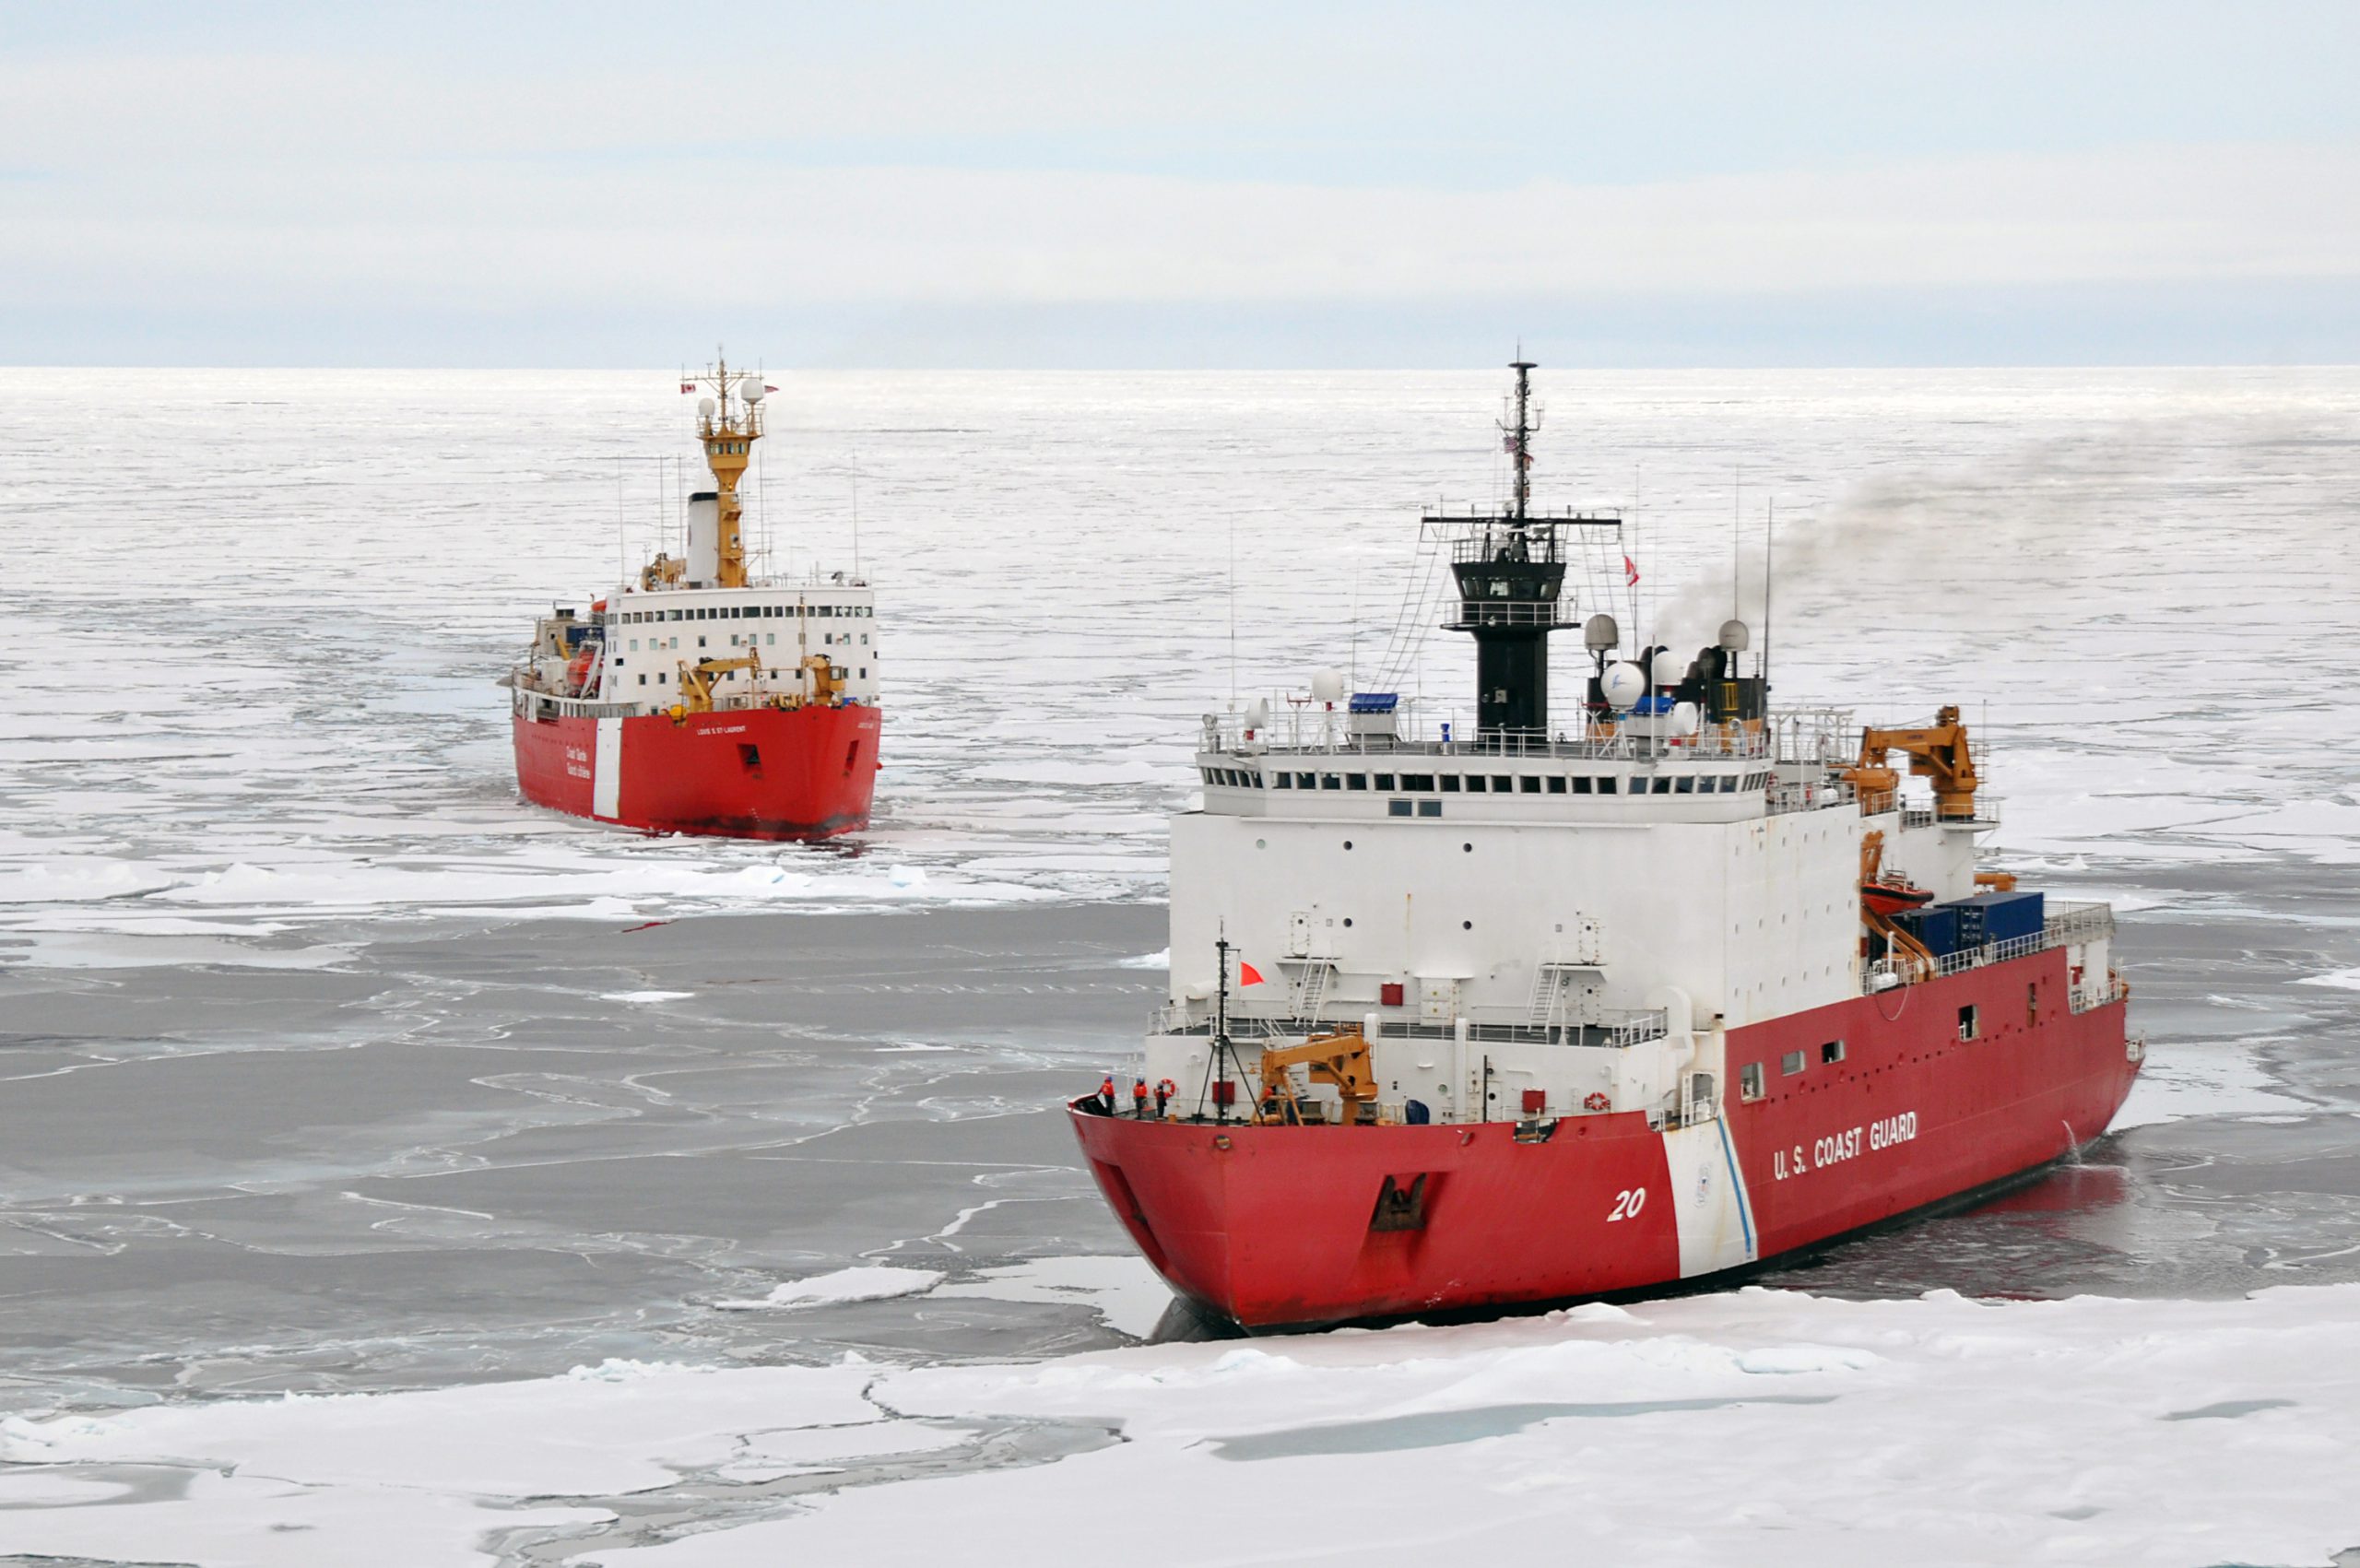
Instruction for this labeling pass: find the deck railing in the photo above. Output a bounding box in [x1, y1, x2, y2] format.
[1862, 902, 2117, 996]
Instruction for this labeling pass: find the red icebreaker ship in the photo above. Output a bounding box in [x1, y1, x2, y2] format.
[1071, 360, 2138, 1330]
[505, 357, 880, 840]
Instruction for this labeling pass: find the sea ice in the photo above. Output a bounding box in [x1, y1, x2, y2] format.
[9, 1282, 2341, 1566]
[711, 1265, 947, 1312]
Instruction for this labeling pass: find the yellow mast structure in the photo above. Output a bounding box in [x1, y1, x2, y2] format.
[698, 352, 764, 589]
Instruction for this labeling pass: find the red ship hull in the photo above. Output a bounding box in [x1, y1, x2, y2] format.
[512, 702, 880, 839]
[1071, 948, 2136, 1329]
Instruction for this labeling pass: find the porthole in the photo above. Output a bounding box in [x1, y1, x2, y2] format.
[1342, 918, 1354, 928]
[1255, 838, 1267, 849]
[1462, 920, 1473, 930]
[1462, 843, 1473, 853]
[1343, 840, 1353, 851]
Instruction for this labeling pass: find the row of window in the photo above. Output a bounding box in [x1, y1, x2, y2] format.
[613, 604, 872, 625]
[1737, 1038, 1848, 1101]
[625, 666, 867, 688]
[623, 631, 867, 653]
[1204, 768, 1770, 796]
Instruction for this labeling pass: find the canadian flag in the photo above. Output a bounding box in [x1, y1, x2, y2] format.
[1623, 554, 1641, 587]
[680, 382, 696, 394]
[1238, 961, 1267, 986]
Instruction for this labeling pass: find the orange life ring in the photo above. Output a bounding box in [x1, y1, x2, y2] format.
[1583, 1091, 1611, 1113]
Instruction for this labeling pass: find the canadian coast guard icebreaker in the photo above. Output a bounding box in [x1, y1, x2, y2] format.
[505, 358, 880, 839]
[1070, 360, 2140, 1330]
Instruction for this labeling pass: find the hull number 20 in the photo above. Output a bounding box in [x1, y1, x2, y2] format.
[1607, 1187, 1647, 1222]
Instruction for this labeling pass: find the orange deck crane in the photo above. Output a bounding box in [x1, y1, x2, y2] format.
[1845, 703, 1982, 820]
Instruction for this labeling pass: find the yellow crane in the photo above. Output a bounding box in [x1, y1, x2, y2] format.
[671, 654, 764, 717]
[1846, 703, 1981, 820]
[1252, 1028, 1382, 1126]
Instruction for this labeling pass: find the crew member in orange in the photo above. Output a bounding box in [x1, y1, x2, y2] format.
[1131, 1078, 1150, 1118]
[1097, 1075, 1115, 1114]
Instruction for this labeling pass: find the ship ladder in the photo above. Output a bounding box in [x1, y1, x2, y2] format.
[1290, 959, 1338, 1024]
[1527, 956, 1569, 1030]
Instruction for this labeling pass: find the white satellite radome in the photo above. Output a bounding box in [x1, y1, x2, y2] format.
[1584, 613, 1620, 652]
[1309, 668, 1347, 705]
[1718, 618, 1751, 651]
[1600, 662, 1648, 711]
[1245, 698, 1271, 730]
[697, 395, 717, 419]
[1669, 701, 1701, 737]
[741, 378, 765, 402]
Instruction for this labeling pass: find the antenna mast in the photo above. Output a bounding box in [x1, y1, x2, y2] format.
[1502, 356, 1538, 523]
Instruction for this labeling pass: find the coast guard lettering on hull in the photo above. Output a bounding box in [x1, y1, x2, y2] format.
[502, 355, 881, 841]
[1068, 360, 2137, 1331]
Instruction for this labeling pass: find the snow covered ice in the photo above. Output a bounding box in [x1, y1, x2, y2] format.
[4, 1284, 2359, 1566]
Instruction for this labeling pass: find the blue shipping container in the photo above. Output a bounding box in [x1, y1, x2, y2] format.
[1951, 890, 2045, 948]
[1894, 904, 1962, 959]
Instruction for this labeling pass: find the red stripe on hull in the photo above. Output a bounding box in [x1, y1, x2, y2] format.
[1072, 949, 2135, 1329]
[512, 704, 880, 840]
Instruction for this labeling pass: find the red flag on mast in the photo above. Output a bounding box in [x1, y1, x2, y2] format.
[1239, 961, 1267, 986]
[1623, 554, 1641, 587]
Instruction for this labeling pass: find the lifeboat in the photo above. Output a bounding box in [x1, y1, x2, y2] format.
[1860, 877, 1934, 919]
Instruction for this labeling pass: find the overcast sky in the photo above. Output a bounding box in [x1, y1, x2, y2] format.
[5, 2, 2356, 365]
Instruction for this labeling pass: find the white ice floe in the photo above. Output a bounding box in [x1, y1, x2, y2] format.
[931, 1255, 1174, 1339]
[2110, 1035, 2310, 1130]
[2296, 967, 2360, 992]
[602, 989, 697, 1004]
[8, 1284, 2357, 1567]
[608, 1285, 2360, 1568]
[711, 1266, 948, 1312]
[1116, 947, 1172, 969]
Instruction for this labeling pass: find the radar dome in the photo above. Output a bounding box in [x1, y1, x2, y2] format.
[696, 395, 716, 419]
[1584, 613, 1620, 652]
[741, 378, 765, 402]
[1309, 668, 1347, 705]
[1668, 701, 1701, 737]
[1717, 619, 1751, 651]
[1599, 662, 1647, 711]
[1245, 698, 1270, 729]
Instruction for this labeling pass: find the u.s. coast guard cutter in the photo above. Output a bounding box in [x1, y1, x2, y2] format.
[1070, 360, 2139, 1329]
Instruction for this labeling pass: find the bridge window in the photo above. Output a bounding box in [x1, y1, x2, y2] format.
[1345, 773, 1367, 790]
[1781, 1049, 1806, 1076]
[1653, 777, 1672, 795]
[1440, 775, 1461, 793]
[1822, 1039, 1846, 1064]
[1493, 776, 1514, 793]
[1273, 773, 1292, 789]
[1388, 800, 1411, 817]
[1321, 773, 1341, 789]
[1519, 776, 1541, 794]
[1740, 1063, 1764, 1102]
[1547, 775, 1566, 794]
[1675, 775, 1694, 795]
[1417, 800, 1442, 817]
[1374, 772, 1396, 790]
[1294, 772, 1316, 789]
[1400, 773, 1434, 790]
